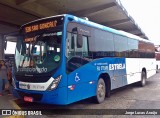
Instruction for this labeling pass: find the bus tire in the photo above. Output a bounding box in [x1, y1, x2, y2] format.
[94, 78, 106, 104]
[105, 79, 111, 98]
[156, 65, 158, 73]
[139, 71, 146, 87]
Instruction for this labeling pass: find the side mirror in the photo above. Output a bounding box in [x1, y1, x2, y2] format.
[71, 34, 75, 49]
[72, 27, 83, 48]
[77, 35, 83, 48]
[4, 40, 7, 50]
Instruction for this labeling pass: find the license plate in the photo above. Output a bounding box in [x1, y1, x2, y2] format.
[24, 96, 33, 102]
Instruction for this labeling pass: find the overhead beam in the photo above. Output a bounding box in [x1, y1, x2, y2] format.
[0, 3, 38, 25]
[118, 28, 141, 35]
[15, 0, 36, 6]
[0, 20, 20, 29]
[0, 1, 49, 18]
[18, 2, 57, 17]
[70, 2, 116, 16]
[102, 19, 130, 27]
[118, 28, 147, 39]
[136, 33, 143, 36]
[124, 28, 138, 32]
[113, 28, 137, 32]
[140, 35, 148, 39]
[0, 3, 39, 19]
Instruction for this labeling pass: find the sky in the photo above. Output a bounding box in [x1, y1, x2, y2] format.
[120, 0, 160, 45]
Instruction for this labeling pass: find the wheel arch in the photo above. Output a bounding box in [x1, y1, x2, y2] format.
[142, 67, 147, 79]
[99, 73, 111, 97]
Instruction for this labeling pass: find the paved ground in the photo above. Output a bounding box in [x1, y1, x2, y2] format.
[1, 71, 160, 118]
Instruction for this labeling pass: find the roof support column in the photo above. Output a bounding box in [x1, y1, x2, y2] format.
[0, 34, 5, 59]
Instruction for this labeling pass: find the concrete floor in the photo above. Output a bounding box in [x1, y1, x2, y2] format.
[1, 71, 160, 118]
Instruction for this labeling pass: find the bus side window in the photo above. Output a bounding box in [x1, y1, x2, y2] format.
[81, 36, 88, 57]
[74, 35, 88, 57]
[77, 34, 83, 48]
[67, 33, 89, 58]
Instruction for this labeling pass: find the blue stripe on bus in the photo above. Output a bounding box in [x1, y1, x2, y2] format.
[67, 57, 127, 104]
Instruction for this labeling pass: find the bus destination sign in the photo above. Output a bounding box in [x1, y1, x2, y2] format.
[25, 21, 57, 33]
[23, 16, 64, 34]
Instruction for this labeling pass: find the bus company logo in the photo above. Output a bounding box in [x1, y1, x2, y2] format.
[19, 83, 27, 88]
[109, 63, 126, 70]
[18, 67, 47, 73]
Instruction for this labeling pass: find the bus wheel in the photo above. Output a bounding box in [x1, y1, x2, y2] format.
[106, 81, 111, 98]
[156, 65, 158, 73]
[94, 78, 106, 103]
[139, 71, 146, 87]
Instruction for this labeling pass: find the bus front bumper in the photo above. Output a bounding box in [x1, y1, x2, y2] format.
[12, 87, 68, 105]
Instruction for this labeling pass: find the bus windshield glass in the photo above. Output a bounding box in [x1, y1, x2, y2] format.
[15, 16, 64, 75]
[15, 30, 62, 74]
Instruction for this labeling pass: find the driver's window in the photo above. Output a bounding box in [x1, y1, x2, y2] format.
[67, 32, 88, 59]
[67, 32, 76, 59]
[80, 36, 88, 57]
[66, 32, 89, 73]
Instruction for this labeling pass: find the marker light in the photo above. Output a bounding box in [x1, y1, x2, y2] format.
[47, 75, 62, 91]
[70, 85, 75, 90]
[68, 85, 75, 91]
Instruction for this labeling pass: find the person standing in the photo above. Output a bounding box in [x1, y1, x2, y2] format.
[0, 60, 10, 96]
[6, 60, 13, 95]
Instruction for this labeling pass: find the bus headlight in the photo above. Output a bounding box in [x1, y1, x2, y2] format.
[47, 75, 62, 91]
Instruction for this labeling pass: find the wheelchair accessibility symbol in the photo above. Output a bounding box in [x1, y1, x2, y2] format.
[75, 73, 80, 82]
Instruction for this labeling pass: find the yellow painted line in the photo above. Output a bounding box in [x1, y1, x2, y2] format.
[3, 115, 24, 118]
[2, 99, 25, 118]
[9, 99, 21, 110]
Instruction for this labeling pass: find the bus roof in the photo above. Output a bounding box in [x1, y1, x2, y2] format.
[65, 14, 153, 44]
[21, 14, 153, 44]
[21, 14, 65, 28]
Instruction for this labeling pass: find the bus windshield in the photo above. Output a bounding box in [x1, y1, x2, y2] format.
[15, 30, 62, 74]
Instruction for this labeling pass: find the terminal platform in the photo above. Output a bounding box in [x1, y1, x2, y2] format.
[0, 91, 24, 118]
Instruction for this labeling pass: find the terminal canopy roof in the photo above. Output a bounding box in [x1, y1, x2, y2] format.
[0, 0, 148, 40]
